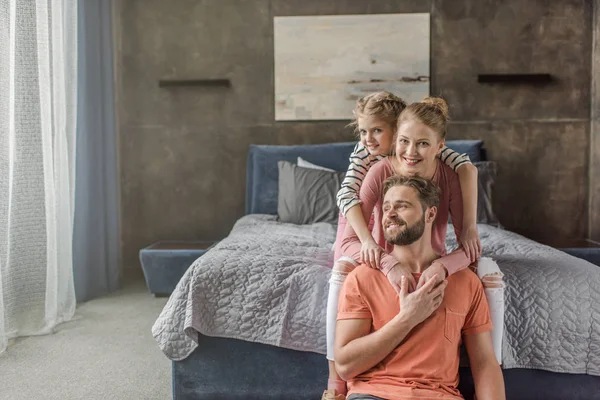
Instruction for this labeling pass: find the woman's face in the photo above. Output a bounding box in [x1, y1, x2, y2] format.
[395, 119, 444, 176]
[357, 115, 395, 156]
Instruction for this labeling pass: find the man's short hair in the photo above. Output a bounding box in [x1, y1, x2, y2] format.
[382, 175, 441, 211]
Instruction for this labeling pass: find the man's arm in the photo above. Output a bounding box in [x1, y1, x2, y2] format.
[464, 331, 505, 400]
[334, 312, 416, 381]
[334, 277, 446, 381]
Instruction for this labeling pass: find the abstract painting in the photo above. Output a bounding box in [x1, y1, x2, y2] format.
[274, 13, 430, 121]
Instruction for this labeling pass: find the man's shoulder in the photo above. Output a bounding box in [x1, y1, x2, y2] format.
[346, 265, 393, 304]
[348, 264, 388, 290]
[449, 267, 482, 290]
[446, 268, 485, 313]
[350, 264, 383, 280]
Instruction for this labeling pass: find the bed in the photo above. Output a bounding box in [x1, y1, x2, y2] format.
[153, 141, 600, 400]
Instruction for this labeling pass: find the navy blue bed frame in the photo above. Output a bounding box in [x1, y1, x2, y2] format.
[172, 142, 600, 400]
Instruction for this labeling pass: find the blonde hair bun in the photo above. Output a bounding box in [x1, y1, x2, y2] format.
[422, 97, 449, 121]
[398, 96, 450, 139]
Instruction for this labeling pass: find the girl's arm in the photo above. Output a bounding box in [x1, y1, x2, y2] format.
[336, 142, 381, 218]
[340, 164, 383, 265]
[336, 143, 385, 267]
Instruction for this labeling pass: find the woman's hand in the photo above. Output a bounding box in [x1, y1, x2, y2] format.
[386, 263, 416, 294]
[416, 261, 447, 290]
[460, 224, 482, 263]
[360, 238, 384, 269]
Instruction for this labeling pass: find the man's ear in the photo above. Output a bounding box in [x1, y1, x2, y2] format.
[426, 206, 437, 223]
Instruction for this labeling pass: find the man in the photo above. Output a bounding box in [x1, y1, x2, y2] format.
[334, 175, 505, 400]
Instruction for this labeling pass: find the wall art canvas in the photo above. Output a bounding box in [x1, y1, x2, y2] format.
[274, 13, 430, 121]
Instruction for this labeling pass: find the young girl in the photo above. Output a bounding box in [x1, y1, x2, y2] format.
[324, 93, 499, 400]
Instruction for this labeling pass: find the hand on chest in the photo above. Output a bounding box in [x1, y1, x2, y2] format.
[371, 283, 470, 344]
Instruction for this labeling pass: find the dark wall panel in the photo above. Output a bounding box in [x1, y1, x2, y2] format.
[114, 0, 592, 272]
[447, 121, 588, 245]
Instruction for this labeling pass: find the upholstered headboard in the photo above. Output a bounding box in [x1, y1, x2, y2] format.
[245, 140, 486, 215]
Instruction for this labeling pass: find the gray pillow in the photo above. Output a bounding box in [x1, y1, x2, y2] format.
[277, 161, 345, 225]
[474, 161, 501, 227]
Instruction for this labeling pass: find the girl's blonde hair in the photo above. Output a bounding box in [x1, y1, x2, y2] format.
[398, 97, 449, 140]
[349, 91, 407, 133]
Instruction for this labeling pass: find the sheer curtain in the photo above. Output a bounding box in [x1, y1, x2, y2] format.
[0, 0, 77, 353]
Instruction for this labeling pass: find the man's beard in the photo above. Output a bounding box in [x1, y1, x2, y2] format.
[383, 213, 426, 246]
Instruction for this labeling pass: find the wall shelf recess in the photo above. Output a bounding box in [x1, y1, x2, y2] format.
[158, 79, 231, 88]
[477, 73, 553, 84]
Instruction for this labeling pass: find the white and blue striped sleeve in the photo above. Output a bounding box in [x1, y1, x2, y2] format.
[336, 142, 381, 217]
[439, 146, 472, 171]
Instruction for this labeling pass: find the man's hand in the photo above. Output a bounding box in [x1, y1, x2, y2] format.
[460, 224, 482, 263]
[399, 276, 447, 326]
[416, 261, 447, 290]
[386, 263, 416, 294]
[360, 238, 383, 269]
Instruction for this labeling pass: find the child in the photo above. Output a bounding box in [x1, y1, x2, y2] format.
[323, 92, 487, 400]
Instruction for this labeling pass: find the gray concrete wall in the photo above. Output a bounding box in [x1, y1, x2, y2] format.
[113, 0, 593, 273]
[590, 0, 600, 241]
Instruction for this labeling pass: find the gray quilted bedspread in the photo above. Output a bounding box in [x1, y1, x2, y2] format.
[152, 215, 600, 376]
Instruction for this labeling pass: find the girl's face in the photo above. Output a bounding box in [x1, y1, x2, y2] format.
[395, 119, 444, 176]
[357, 115, 395, 156]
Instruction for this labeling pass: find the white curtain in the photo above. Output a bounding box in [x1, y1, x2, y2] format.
[0, 0, 77, 353]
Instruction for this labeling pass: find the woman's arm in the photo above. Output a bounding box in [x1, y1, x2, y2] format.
[438, 147, 478, 229]
[457, 163, 478, 228]
[457, 163, 481, 262]
[438, 147, 481, 259]
[439, 171, 472, 276]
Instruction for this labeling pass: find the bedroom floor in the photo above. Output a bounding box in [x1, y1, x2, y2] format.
[0, 279, 171, 400]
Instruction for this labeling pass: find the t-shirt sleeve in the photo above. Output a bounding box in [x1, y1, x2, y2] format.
[336, 142, 382, 217]
[337, 271, 372, 320]
[462, 277, 493, 335]
[439, 146, 472, 171]
[336, 142, 368, 215]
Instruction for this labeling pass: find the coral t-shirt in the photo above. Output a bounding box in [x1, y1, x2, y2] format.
[338, 265, 492, 400]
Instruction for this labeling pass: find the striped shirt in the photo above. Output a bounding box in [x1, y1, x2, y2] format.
[336, 143, 471, 217]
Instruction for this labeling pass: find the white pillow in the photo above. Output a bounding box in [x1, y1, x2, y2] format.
[297, 157, 336, 172]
